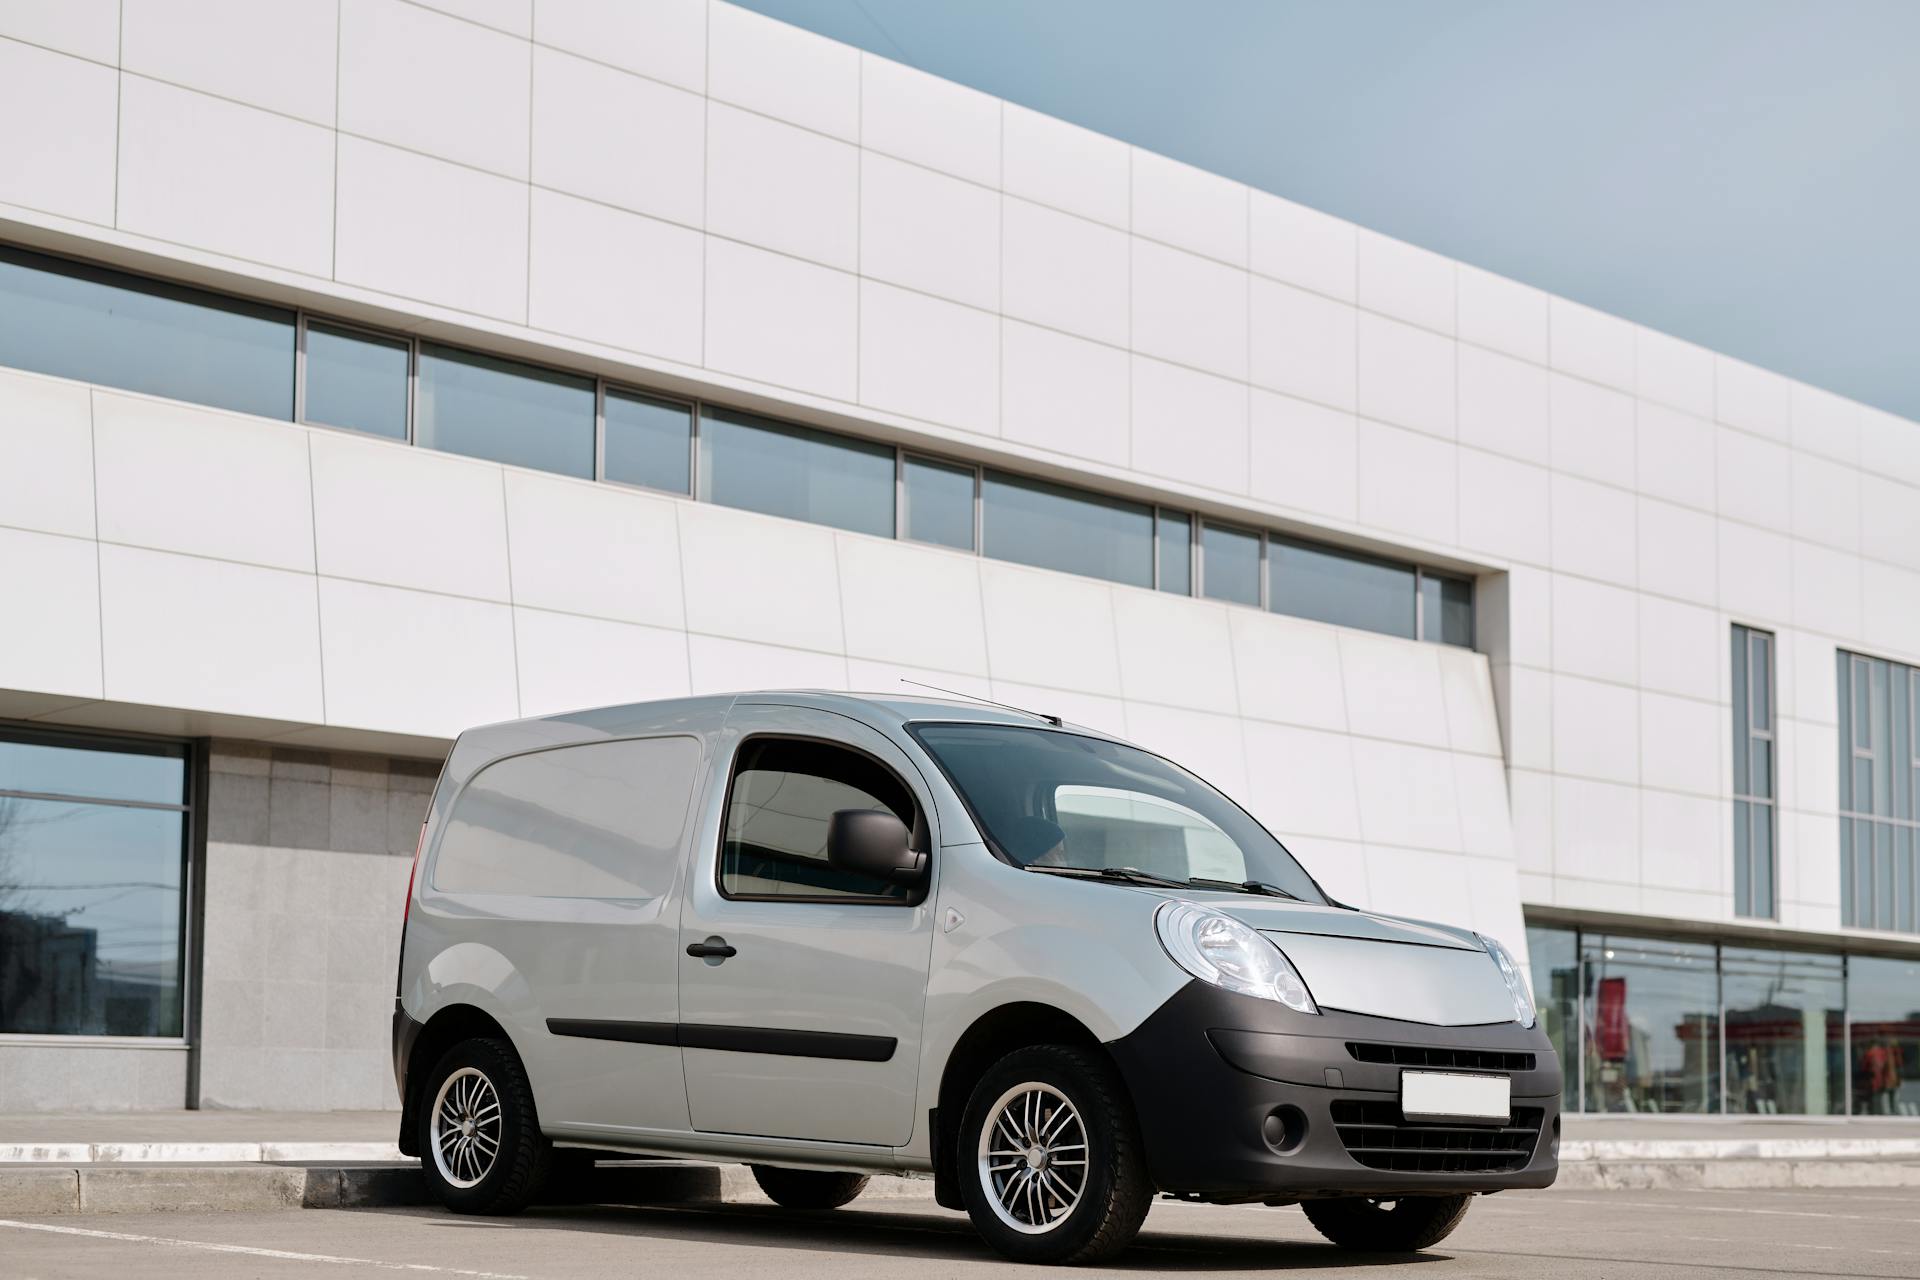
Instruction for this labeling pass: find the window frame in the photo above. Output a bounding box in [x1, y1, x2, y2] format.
[1732, 624, 1779, 921]
[1838, 649, 1920, 933]
[599, 382, 698, 498]
[713, 733, 928, 908]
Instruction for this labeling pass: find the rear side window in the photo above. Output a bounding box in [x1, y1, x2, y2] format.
[721, 738, 915, 903]
[432, 737, 700, 898]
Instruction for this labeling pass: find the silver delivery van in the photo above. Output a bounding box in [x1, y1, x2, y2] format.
[393, 692, 1558, 1264]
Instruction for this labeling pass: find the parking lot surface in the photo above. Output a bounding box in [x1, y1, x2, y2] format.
[4, 1185, 1915, 1278]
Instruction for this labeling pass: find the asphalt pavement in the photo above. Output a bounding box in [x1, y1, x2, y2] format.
[3, 1184, 1916, 1278]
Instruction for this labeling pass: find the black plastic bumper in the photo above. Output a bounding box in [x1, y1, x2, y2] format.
[393, 1002, 425, 1157]
[1104, 981, 1562, 1201]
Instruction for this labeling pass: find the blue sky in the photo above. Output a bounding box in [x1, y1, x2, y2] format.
[735, 0, 1919, 422]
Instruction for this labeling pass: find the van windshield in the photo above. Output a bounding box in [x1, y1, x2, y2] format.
[910, 722, 1327, 904]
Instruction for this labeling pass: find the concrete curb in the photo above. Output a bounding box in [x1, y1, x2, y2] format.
[1551, 1158, 1920, 1191]
[1561, 1137, 1920, 1162]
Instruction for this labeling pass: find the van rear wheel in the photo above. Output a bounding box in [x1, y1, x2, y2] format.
[1301, 1193, 1473, 1251]
[749, 1166, 871, 1209]
[957, 1044, 1152, 1265]
[418, 1036, 552, 1215]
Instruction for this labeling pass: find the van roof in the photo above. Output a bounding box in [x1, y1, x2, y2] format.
[501, 689, 1119, 740]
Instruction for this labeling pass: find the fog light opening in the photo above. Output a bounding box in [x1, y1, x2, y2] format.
[1261, 1105, 1308, 1156]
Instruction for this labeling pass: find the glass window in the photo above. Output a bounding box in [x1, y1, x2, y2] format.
[1721, 947, 1844, 1115]
[1525, 925, 1580, 1113]
[911, 723, 1326, 902]
[1201, 523, 1261, 607]
[604, 389, 691, 494]
[1837, 651, 1919, 932]
[903, 456, 976, 550]
[1579, 934, 1719, 1114]
[0, 245, 293, 419]
[415, 343, 595, 478]
[1420, 572, 1474, 647]
[981, 471, 1152, 588]
[1156, 511, 1192, 595]
[1848, 955, 1920, 1116]
[1733, 627, 1778, 919]
[0, 733, 189, 1037]
[303, 322, 409, 439]
[699, 409, 895, 537]
[720, 739, 916, 902]
[1269, 537, 1416, 639]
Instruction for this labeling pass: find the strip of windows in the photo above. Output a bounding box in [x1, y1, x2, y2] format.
[0, 243, 1474, 648]
[1837, 650, 1920, 934]
[1731, 625, 1778, 920]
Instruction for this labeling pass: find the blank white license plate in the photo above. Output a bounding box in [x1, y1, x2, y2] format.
[1401, 1070, 1511, 1122]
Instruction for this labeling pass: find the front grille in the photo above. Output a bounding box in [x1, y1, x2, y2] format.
[1346, 1042, 1536, 1072]
[1331, 1101, 1544, 1174]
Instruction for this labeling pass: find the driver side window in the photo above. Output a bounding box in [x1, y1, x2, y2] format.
[719, 738, 916, 903]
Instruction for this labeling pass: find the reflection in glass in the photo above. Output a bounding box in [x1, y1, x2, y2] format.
[1722, 947, 1843, 1115]
[1156, 511, 1192, 595]
[1201, 524, 1261, 607]
[903, 456, 975, 550]
[0, 740, 185, 807]
[1836, 650, 1919, 931]
[1849, 955, 1920, 1116]
[304, 322, 409, 439]
[699, 409, 895, 537]
[0, 245, 294, 419]
[1420, 572, 1474, 647]
[1580, 934, 1719, 1113]
[1269, 537, 1416, 638]
[416, 344, 595, 478]
[981, 472, 1152, 588]
[604, 390, 692, 494]
[1526, 925, 1580, 1112]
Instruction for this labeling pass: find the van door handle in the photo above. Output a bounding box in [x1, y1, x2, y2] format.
[686, 936, 737, 960]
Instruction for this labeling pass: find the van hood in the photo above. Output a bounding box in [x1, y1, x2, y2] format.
[1173, 892, 1517, 1027]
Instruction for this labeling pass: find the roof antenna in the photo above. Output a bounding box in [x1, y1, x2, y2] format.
[899, 679, 1064, 727]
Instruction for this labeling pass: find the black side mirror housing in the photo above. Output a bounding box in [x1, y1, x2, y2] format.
[827, 809, 927, 889]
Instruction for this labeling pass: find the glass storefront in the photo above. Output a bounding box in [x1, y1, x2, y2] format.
[1529, 922, 1920, 1115]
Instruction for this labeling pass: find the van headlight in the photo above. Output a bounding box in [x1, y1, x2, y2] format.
[1479, 934, 1536, 1028]
[1155, 902, 1317, 1014]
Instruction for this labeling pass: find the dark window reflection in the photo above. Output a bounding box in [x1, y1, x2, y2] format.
[1156, 511, 1192, 595]
[1722, 947, 1844, 1115]
[1526, 925, 1580, 1113]
[305, 322, 409, 440]
[1201, 523, 1261, 607]
[699, 409, 895, 537]
[0, 245, 293, 419]
[902, 456, 975, 551]
[1849, 956, 1920, 1117]
[0, 738, 188, 1038]
[416, 343, 595, 478]
[1269, 537, 1415, 639]
[1420, 572, 1474, 647]
[604, 389, 692, 494]
[981, 471, 1152, 588]
[1580, 934, 1719, 1114]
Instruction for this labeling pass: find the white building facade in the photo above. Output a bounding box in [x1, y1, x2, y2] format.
[0, 0, 1915, 1118]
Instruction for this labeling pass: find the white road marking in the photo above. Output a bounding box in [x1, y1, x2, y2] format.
[0, 1219, 530, 1277]
[1548, 1195, 1920, 1225]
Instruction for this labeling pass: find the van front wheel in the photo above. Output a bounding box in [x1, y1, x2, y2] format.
[1301, 1194, 1473, 1251]
[749, 1166, 871, 1209]
[957, 1045, 1152, 1264]
[417, 1036, 552, 1215]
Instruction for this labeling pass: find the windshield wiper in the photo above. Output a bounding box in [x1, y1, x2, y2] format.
[1025, 865, 1191, 890]
[1186, 876, 1303, 901]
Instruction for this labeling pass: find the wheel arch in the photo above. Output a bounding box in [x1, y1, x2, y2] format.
[398, 1003, 517, 1158]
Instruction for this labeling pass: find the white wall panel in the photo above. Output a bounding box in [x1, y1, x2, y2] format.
[1130, 149, 1246, 266]
[1551, 673, 1637, 785]
[1550, 574, 1637, 685]
[978, 563, 1120, 696]
[836, 534, 987, 675]
[1439, 648, 1505, 757]
[512, 607, 690, 716]
[0, 0, 117, 61]
[1789, 383, 1859, 464]
[1790, 451, 1860, 552]
[1356, 312, 1455, 438]
[533, 0, 706, 92]
[677, 502, 844, 654]
[1456, 265, 1548, 364]
[1549, 473, 1635, 586]
[1636, 595, 1720, 702]
[1504, 666, 1553, 771]
[339, 0, 530, 180]
[1350, 739, 1463, 852]
[706, 102, 857, 270]
[1639, 690, 1719, 796]
[859, 56, 999, 187]
[1549, 373, 1635, 488]
[1229, 611, 1347, 732]
[1715, 356, 1792, 441]
[1634, 401, 1716, 511]
[1122, 702, 1250, 802]
[1239, 721, 1362, 841]
[1859, 405, 1920, 488]
[1248, 391, 1356, 522]
[1356, 419, 1455, 544]
[687, 634, 847, 694]
[93, 394, 314, 572]
[530, 47, 705, 228]
[1249, 277, 1355, 411]
[309, 431, 511, 602]
[1549, 298, 1635, 391]
[334, 137, 529, 321]
[527, 189, 703, 364]
[1130, 238, 1248, 381]
[502, 471, 685, 628]
[859, 281, 997, 434]
[707, 1, 857, 140]
[1639, 790, 1722, 893]
[1000, 104, 1129, 230]
[122, 0, 339, 125]
[1338, 631, 1448, 748]
[1130, 356, 1247, 494]
[860, 153, 999, 310]
[117, 78, 335, 277]
[1456, 344, 1549, 465]
[1000, 321, 1129, 464]
[1634, 327, 1716, 420]
[1791, 540, 1861, 637]
[1364, 844, 1476, 929]
[0, 527, 102, 699]
[1111, 590, 1237, 715]
[0, 39, 116, 224]
[317, 577, 517, 734]
[1635, 497, 1717, 603]
[1553, 776, 1638, 883]
[1860, 474, 1920, 572]
[703, 238, 857, 399]
[1718, 521, 1793, 625]
[1248, 191, 1355, 302]
[1716, 426, 1792, 531]
[413, 0, 530, 36]
[0, 369, 94, 539]
[1454, 753, 1516, 855]
[1000, 197, 1129, 347]
[1458, 449, 1549, 565]
[1357, 230, 1454, 335]
[101, 546, 323, 721]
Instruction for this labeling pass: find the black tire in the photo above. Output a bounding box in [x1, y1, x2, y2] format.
[416, 1036, 553, 1215]
[1301, 1194, 1473, 1252]
[956, 1044, 1152, 1265]
[750, 1165, 871, 1209]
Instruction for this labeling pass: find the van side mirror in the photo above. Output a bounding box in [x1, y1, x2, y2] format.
[827, 809, 927, 889]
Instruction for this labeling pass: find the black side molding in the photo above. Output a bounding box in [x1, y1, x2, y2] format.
[546, 1018, 895, 1063]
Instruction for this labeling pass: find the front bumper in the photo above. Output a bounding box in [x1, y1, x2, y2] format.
[1105, 980, 1561, 1201]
